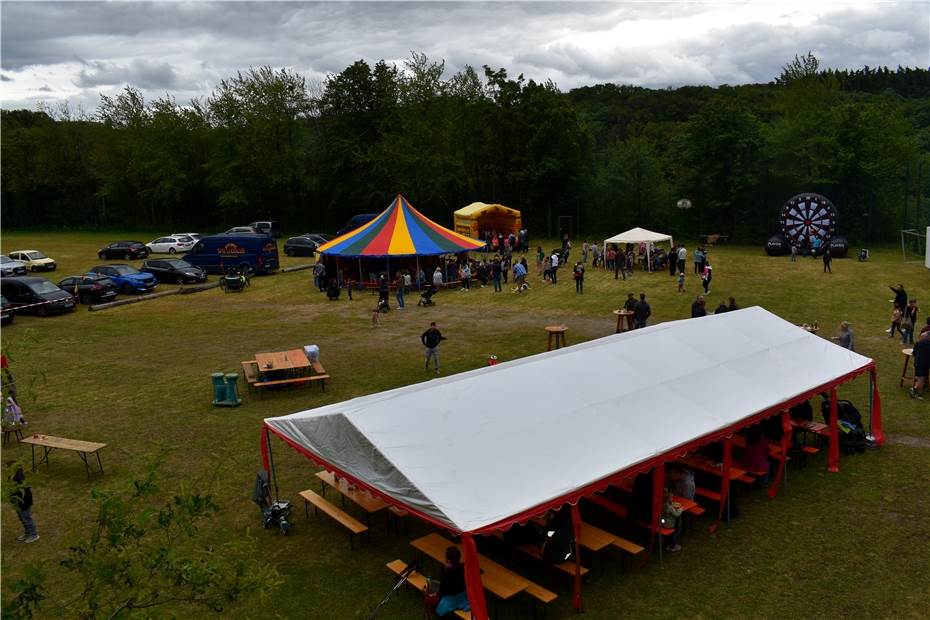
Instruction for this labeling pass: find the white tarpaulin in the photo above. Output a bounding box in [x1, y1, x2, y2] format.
[265, 307, 873, 533]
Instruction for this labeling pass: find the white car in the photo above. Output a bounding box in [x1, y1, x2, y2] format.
[0, 255, 27, 277]
[146, 236, 196, 254]
[172, 232, 201, 242]
[9, 250, 57, 272]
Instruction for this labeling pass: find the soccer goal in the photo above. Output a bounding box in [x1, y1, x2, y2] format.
[899, 228, 929, 267]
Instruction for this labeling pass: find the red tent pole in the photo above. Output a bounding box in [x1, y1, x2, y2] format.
[869, 367, 884, 446]
[570, 503, 584, 612]
[260, 425, 270, 472]
[461, 535, 488, 620]
[768, 410, 792, 499]
[828, 387, 840, 472]
[651, 465, 664, 535]
[720, 437, 732, 524]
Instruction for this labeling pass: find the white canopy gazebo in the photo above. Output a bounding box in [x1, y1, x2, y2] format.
[603, 227, 674, 272]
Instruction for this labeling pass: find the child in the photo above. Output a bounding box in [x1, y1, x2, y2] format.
[890, 304, 902, 338]
[661, 487, 683, 552]
[371, 306, 380, 327]
[677, 271, 685, 293]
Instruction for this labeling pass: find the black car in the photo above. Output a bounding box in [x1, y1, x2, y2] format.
[1, 295, 13, 325]
[57, 274, 118, 304]
[0, 276, 75, 316]
[283, 236, 318, 257]
[98, 241, 150, 260]
[140, 258, 207, 284]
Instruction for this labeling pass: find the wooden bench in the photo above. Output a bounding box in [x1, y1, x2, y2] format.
[299, 489, 368, 549]
[310, 360, 330, 391]
[694, 487, 722, 503]
[386, 561, 471, 619]
[241, 361, 258, 390]
[515, 543, 589, 578]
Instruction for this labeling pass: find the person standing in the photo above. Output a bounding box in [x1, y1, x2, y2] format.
[693, 247, 703, 275]
[890, 284, 908, 312]
[790, 244, 798, 261]
[461, 263, 471, 291]
[833, 321, 855, 351]
[433, 267, 444, 288]
[491, 258, 502, 292]
[573, 262, 585, 294]
[536, 246, 545, 275]
[633, 293, 651, 329]
[677, 245, 687, 275]
[701, 263, 713, 294]
[512, 259, 528, 293]
[902, 299, 919, 345]
[822, 248, 832, 273]
[395, 272, 406, 309]
[582, 241, 589, 265]
[8, 463, 38, 543]
[691, 295, 706, 318]
[909, 331, 929, 399]
[421, 322, 446, 375]
[677, 271, 685, 293]
[890, 304, 904, 339]
[550, 251, 559, 285]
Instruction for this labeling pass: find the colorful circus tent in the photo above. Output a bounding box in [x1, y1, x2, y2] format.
[318, 194, 486, 257]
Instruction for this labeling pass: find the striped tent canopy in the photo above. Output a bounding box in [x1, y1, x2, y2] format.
[317, 194, 486, 257]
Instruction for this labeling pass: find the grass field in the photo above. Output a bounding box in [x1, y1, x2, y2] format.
[1, 231, 928, 619]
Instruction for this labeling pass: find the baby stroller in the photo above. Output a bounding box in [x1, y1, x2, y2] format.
[221, 266, 251, 293]
[418, 285, 437, 307]
[251, 469, 292, 535]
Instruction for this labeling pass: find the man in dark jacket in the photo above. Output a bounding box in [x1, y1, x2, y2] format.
[8, 463, 38, 543]
[421, 322, 447, 374]
[691, 295, 707, 318]
[633, 293, 651, 329]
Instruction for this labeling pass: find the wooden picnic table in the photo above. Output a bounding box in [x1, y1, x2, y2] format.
[677, 455, 747, 481]
[791, 419, 829, 436]
[411, 532, 531, 601]
[255, 349, 311, 374]
[730, 434, 783, 458]
[21, 434, 106, 480]
[613, 309, 634, 333]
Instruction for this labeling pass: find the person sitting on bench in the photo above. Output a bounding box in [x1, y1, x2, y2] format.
[425, 546, 469, 619]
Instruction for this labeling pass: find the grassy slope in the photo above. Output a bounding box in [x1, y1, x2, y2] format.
[1, 232, 928, 619]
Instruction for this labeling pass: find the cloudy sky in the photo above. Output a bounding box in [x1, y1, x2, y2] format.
[2, 1, 927, 112]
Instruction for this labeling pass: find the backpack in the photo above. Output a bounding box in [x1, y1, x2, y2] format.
[820, 399, 867, 454]
[820, 399, 862, 428]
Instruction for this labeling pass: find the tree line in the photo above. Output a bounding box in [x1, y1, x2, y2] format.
[2, 54, 928, 242]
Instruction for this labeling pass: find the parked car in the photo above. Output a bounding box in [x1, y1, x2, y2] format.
[171, 232, 202, 242]
[98, 241, 150, 260]
[283, 236, 317, 257]
[146, 236, 196, 254]
[225, 226, 260, 235]
[87, 265, 157, 294]
[184, 234, 279, 275]
[1, 295, 13, 325]
[336, 213, 379, 237]
[0, 276, 75, 316]
[8, 250, 57, 272]
[249, 221, 282, 238]
[57, 274, 119, 304]
[0, 255, 27, 277]
[141, 258, 207, 284]
[303, 233, 332, 246]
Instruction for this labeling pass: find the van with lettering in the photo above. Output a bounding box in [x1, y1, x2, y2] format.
[183, 234, 279, 275]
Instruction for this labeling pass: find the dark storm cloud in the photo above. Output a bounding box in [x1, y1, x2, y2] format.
[75, 59, 178, 89]
[1, 1, 927, 111]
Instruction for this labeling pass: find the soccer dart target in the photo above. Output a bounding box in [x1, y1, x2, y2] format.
[781, 193, 836, 247]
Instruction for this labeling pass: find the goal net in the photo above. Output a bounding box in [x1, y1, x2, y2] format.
[900, 228, 929, 267]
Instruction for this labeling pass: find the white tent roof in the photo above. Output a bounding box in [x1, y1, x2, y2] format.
[604, 227, 673, 245]
[265, 307, 872, 533]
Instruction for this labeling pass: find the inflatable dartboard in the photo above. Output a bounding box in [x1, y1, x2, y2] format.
[781, 193, 836, 247]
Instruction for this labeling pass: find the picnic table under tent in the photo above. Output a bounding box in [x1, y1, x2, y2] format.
[315, 194, 486, 287]
[603, 227, 674, 271]
[262, 307, 883, 619]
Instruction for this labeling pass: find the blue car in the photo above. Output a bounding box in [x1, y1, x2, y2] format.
[88, 264, 157, 294]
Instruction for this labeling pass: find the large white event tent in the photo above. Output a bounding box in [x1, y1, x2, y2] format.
[262, 307, 883, 619]
[603, 227, 674, 271]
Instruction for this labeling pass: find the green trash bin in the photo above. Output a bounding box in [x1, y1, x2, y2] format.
[223, 373, 242, 406]
[211, 372, 227, 404]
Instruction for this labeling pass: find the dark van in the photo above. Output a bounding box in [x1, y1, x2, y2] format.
[336, 213, 379, 237]
[183, 234, 279, 275]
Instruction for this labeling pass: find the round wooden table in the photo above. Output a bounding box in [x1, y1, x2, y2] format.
[900, 348, 914, 387]
[613, 309, 634, 333]
[545, 325, 568, 351]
